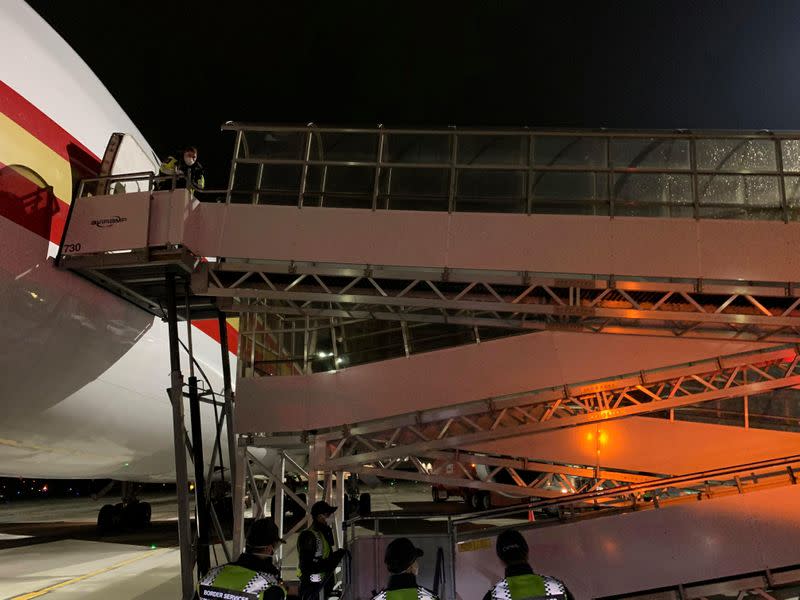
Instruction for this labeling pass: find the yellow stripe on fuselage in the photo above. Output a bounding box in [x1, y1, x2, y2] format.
[0, 112, 73, 204]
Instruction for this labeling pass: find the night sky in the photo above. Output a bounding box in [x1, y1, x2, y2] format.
[28, 1, 800, 188]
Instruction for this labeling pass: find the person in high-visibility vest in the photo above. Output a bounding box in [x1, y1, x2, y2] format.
[482, 530, 573, 600]
[371, 537, 438, 600]
[297, 501, 346, 600]
[197, 518, 287, 600]
[159, 145, 205, 191]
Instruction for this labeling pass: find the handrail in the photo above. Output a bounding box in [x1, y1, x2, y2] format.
[70, 125, 800, 224]
[222, 122, 800, 139]
[218, 123, 800, 222]
[451, 453, 800, 525]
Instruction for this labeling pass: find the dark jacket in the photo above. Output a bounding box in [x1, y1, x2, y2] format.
[297, 522, 343, 581]
[159, 154, 205, 190]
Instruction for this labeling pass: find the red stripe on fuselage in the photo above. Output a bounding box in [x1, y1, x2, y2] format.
[193, 319, 240, 358]
[0, 80, 101, 172]
[0, 159, 68, 244]
[0, 83, 236, 355]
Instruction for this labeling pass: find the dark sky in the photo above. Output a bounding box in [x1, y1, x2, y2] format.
[28, 1, 800, 187]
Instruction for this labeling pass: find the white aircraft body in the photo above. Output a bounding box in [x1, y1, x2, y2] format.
[0, 1, 234, 484]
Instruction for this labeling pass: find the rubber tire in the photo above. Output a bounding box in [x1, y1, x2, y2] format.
[469, 492, 480, 510]
[97, 504, 118, 531]
[113, 502, 128, 528]
[134, 501, 152, 527]
[479, 491, 492, 511]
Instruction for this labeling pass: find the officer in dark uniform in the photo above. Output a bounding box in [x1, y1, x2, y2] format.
[159, 145, 205, 191]
[297, 501, 346, 600]
[482, 530, 573, 600]
[197, 518, 286, 600]
[371, 537, 438, 600]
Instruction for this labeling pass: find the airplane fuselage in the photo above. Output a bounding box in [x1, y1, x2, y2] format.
[0, 1, 235, 482]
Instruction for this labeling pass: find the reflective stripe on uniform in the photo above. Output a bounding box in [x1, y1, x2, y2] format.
[159, 156, 178, 175]
[198, 564, 286, 600]
[489, 574, 567, 600]
[372, 586, 438, 600]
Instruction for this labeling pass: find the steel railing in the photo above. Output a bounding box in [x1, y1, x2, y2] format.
[220, 123, 800, 221]
[73, 171, 214, 199]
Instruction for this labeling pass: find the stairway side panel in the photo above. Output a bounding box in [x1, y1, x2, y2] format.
[235, 332, 769, 433]
[185, 205, 800, 282]
[466, 416, 800, 475]
[455, 484, 800, 599]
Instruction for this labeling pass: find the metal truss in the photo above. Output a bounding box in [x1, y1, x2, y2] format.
[234, 446, 348, 579]
[204, 261, 800, 353]
[244, 434, 667, 502]
[342, 456, 665, 501]
[161, 278, 239, 600]
[451, 453, 800, 525]
[308, 344, 800, 479]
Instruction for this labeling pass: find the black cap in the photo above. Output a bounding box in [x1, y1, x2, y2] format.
[246, 518, 286, 548]
[385, 537, 424, 574]
[496, 530, 529, 563]
[311, 500, 338, 517]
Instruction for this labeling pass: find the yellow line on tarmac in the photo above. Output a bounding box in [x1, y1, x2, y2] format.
[11, 548, 169, 599]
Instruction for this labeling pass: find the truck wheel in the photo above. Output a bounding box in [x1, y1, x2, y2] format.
[470, 492, 480, 510]
[479, 491, 492, 511]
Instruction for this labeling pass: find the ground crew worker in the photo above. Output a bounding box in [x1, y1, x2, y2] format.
[297, 500, 346, 600]
[198, 518, 286, 600]
[159, 145, 205, 191]
[483, 530, 573, 600]
[372, 537, 438, 600]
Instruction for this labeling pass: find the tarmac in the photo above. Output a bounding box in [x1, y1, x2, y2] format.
[0, 481, 468, 599]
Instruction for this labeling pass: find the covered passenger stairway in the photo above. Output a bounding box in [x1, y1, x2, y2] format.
[56, 125, 800, 599]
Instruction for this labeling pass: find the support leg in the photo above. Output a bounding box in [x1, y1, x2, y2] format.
[274, 453, 286, 563]
[334, 472, 346, 550]
[306, 437, 324, 526]
[232, 443, 247, 557]
[218, 311, 239, 558]
[166, 273, 195, 600]
[189, 375, 211, 575]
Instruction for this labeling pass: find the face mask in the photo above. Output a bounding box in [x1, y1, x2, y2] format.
[184, 155, 196, 166]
